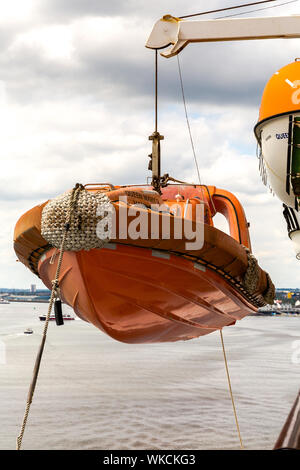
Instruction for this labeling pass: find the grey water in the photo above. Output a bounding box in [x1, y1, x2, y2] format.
[0, 302, 299, 450]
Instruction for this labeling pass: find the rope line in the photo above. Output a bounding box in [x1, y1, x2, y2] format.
[179, 0, 299, 20]
[155, 49, 158, 133]
[216, 0, 299, 19]
[177, 55, 202, 185]
[177, 55, 245, 449]
[179, 0, 276, 18]
[16, 183, 84, 451]
[220, 329, 244, 449]
[176, 55, 207, 204]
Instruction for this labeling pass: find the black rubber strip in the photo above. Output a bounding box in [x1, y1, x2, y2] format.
[254, 109, 300, 142]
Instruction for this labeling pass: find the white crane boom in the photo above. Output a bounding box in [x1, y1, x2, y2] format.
[146, 15, 300, 58]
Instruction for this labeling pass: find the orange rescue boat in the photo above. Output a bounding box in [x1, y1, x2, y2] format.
[13, 15, 276, 344]
[14, 182, 274, 343]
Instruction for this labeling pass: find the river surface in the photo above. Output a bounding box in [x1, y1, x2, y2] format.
[0, 302, 299, 450]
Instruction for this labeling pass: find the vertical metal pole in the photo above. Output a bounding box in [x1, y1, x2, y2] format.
[155, 49, 158, 133]
[148, 49, 164, 194]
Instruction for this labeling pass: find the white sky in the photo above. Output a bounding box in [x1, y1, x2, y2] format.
[1, 0, 300, 288]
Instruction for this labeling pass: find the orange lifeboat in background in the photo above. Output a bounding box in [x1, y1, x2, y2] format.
[14, 183, 274, 343]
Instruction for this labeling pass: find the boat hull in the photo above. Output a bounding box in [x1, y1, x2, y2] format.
[14, 183, 274, 343]
[38, 244, 256, 343]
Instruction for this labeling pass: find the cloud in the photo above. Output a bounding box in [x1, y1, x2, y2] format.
[1, 0, 300, 288]
[2, 5, 300, 108]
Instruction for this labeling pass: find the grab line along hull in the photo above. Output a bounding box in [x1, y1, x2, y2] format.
[14, 184, 274, 343]
[38, 244, 255, 343]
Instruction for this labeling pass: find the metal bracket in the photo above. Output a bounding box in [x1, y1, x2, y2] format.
[148, 131, 164, 194]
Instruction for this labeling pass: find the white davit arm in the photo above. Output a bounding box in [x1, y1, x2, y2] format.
[146, 14, 300, 58]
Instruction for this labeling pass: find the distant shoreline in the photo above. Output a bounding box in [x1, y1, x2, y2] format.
[250, 313, 300, 317]
[5, 299, 49, 304]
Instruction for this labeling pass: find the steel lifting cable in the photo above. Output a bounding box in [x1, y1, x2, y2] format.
[176, 54, 210, 207]
[176, 55, 202, 186]
[16, 183, 84, 450]
[216, 0, 299, 19]
[178, 0, 300, 20]
[177, 53, 244, 450]
[155, 49, 158, 133]
[179, 0, 277, 18]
